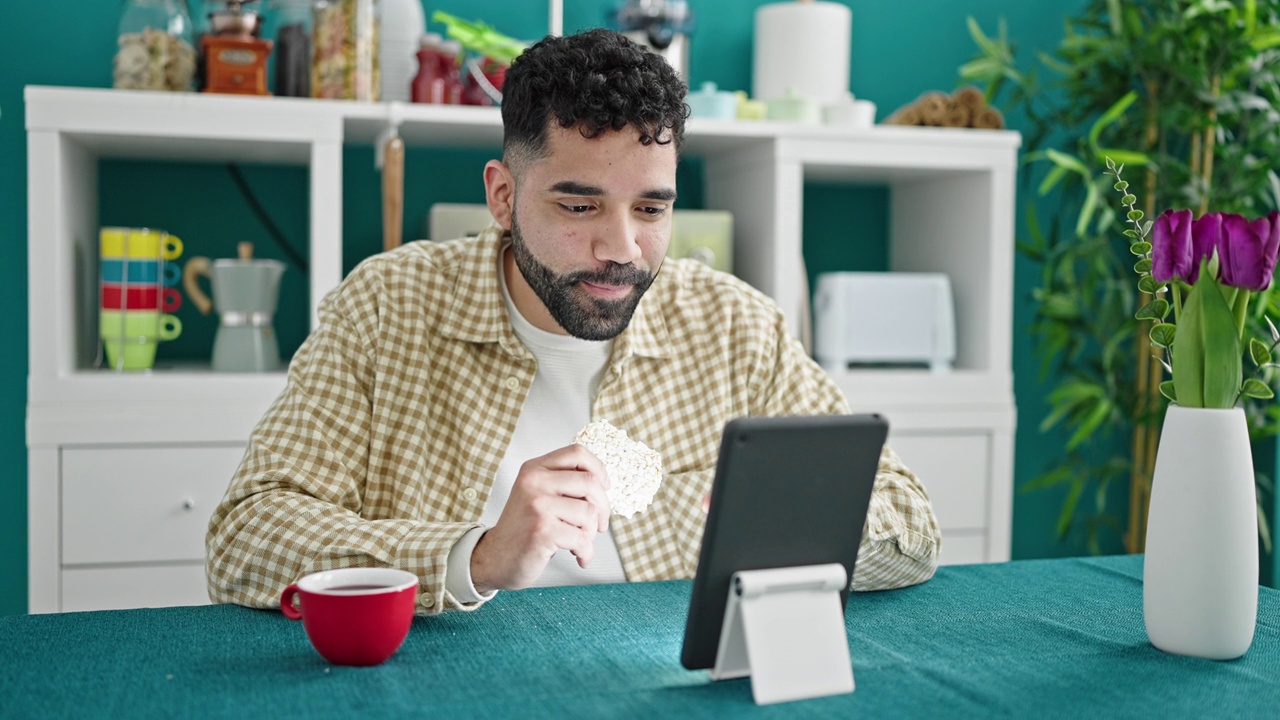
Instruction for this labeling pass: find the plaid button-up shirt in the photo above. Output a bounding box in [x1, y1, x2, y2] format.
[206, 227, 941, 613]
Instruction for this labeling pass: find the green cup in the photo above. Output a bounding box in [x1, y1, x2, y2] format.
[100, 311, 182, 371]
[99, 311, 182, 342]
[103, 337, 160, 371]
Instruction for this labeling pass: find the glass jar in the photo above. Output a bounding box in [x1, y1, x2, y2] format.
[114, 0, 198, 91]
[310, 0, 380, 101]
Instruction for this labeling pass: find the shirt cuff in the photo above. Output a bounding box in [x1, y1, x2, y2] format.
[446, 526, 498, 604]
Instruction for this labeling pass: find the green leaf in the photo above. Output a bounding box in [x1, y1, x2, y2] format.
[1045, 148, 1091, 176]
[1021, 465, 1075, 492]
[1076, 181, 1101, 238]
[1160, 381, 1177, 402]
[1040, 293, 1081, 320]
[1174, 262, 1244, 408]
[1038, 164, 1070, 197]
[1057, 478, 1085, 538]
[1113, 180, 1128, 192]
[1130, 241, 1152, 256]
[966, 16, 1001, 57]
[1134, 258, 1152, 274]
[1096, 148, 1150, 168]
[1138, 276, 1164, 294]
[1250, 29, 1280, 50]
[1251, 337, 1273, 367]
[958, 57, 1002, 80]
[1136, 299, 1170, 320]
[1105, 156, 1117, 171]
[1243, 378, 1275, 399]
[1066, 399, 1112, 451]
[1127, 209, 1145, 222]
[1150, 323, 1177, 347]
[1087, 91, 1138, 152]
[1106, 0, 1122, 35]
[1121, 194, 1137, 205]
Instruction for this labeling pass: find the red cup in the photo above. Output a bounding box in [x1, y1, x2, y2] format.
[280, 567, 419, 666]
[100, 283, 181, 313]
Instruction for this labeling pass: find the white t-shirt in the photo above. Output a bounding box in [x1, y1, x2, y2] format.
[445, 252, 627, 602]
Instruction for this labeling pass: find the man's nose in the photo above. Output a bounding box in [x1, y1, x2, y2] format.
[593, 213, 643, 266]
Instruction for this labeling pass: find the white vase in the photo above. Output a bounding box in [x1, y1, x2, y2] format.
[1144, 404, 1258, 660]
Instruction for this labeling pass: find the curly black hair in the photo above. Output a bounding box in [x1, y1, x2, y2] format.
[501, 28, 688, 166]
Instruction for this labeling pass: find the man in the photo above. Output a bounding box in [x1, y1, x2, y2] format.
[206, 29, 940, 613]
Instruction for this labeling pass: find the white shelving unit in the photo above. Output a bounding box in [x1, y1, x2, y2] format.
[26, 86, 1020, 612]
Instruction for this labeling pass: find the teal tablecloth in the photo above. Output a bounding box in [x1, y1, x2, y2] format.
[2, 555, 1278, 718]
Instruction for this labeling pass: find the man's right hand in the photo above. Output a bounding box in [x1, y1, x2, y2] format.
[470, 444, 612, 593]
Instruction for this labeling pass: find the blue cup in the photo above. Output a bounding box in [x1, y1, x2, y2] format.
[101, 258, 180, 286]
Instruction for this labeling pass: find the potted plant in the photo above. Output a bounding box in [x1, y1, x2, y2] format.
[962, 1, 1280, 560]
[1108, 161, 1277, 658]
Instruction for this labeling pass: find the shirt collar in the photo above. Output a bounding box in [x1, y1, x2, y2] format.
[439, 225, 669, 360]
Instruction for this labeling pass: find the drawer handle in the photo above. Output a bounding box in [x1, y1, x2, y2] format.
[182, 499, 196, 511]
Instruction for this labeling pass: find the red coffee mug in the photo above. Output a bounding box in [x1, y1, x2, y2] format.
[281, 567, 419, 666]
[100, 283, 181, 313]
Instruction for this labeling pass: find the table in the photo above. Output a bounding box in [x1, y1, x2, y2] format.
[2, 556, 1277, 718]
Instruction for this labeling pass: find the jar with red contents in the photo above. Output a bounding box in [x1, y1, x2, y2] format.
[411, 34, 462, 104]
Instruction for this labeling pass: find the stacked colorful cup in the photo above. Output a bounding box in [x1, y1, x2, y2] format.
[99, 227, 184, 370]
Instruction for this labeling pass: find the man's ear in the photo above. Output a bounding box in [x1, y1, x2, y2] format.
[483, 160, 515, 231]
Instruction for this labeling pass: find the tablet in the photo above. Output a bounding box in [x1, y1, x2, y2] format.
[679, 413, 888, 671]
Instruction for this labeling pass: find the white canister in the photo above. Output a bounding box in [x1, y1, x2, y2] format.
[753, 0, 851, 105]
[823, 93, 876, 128]
[379, 0, 425, 102]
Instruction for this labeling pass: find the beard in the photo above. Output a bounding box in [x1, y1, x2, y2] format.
[509, 210, 658, 341]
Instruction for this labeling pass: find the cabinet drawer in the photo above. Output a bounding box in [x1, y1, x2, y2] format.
[886, 432, 989, 531]
[938, 530, 987, 566]
[62, 564, 211, 612]
[61, 445, 246, 565]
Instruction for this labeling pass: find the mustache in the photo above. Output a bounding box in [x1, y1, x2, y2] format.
[562, 263, 652, 287]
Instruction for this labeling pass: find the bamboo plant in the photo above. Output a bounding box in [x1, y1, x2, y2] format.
[962, 0, 1280, 554]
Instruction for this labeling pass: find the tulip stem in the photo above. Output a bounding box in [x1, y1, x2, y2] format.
[1171, 283, 1182, 322]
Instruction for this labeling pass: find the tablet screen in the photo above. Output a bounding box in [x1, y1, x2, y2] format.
[679, 413, 888, 670]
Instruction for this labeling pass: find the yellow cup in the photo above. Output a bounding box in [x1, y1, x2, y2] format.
[100, 227, 183, 261]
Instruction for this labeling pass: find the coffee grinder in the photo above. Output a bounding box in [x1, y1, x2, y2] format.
[202, 0, 273, 95]
[610, 0, 694, 80]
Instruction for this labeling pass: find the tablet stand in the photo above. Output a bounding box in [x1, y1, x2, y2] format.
[710, 563, 855, 705]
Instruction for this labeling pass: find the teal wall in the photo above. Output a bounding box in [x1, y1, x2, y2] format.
[0, 0, 1096, 615]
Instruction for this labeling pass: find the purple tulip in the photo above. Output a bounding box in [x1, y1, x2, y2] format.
[1188, 212, 1226, 285]
[1217, 211, 1280, 291]
[1151, 209, 1194, 283]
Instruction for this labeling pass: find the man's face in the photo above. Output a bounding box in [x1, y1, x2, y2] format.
[502, 124, 678, 341]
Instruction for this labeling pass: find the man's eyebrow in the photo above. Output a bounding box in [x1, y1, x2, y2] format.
[547, 181, 678, 203]
[549, 181, 606, 196]
[641, 188, 678, 202]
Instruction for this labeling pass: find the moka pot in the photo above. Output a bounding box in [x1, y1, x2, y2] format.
[184, 243, 285, 372]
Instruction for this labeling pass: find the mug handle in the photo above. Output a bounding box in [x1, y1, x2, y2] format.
[183, 257, 214, 315]
[163, 262, 182, 287]
[280, 584, 303, 620]
[163, 234, 184, 261]
[161, 287, 182, 313]
[159, 314, 182, 342]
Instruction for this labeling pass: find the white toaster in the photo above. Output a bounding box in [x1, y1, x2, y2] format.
[813, 272, 956, 372]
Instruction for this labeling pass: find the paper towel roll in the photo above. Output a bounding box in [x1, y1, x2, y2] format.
[752, 1, 851, 105]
